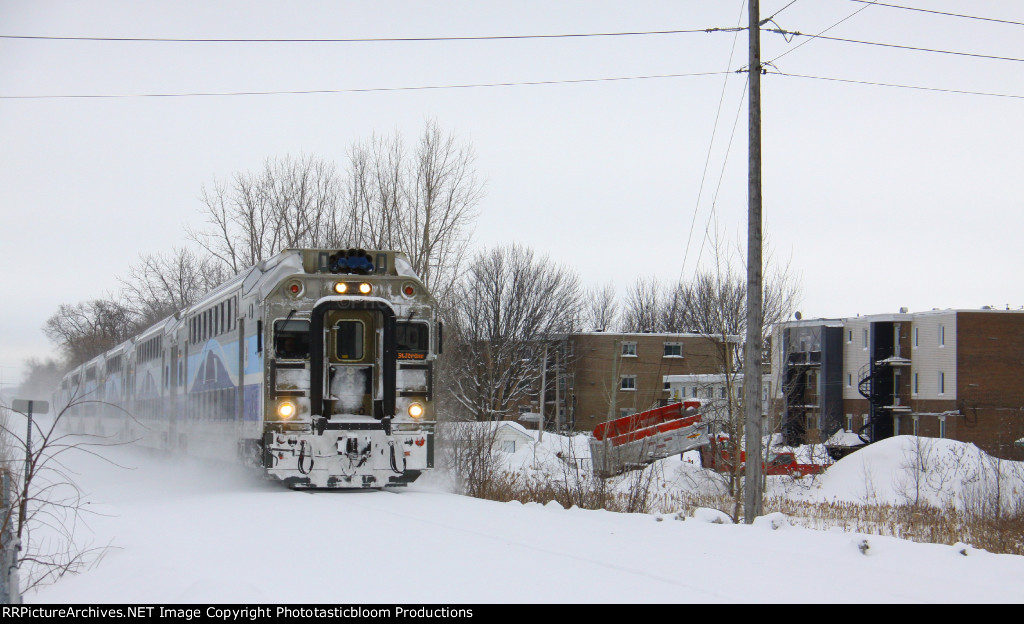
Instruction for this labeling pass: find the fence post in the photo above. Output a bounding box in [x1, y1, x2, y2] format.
[1, 471, 20, 604]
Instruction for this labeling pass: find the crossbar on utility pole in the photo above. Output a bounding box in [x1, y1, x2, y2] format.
[743, 0, 765, 523]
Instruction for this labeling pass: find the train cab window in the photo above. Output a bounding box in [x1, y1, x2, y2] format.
[274, 320, 311, 360]
[335, 320, 364, 361]
[396, 322, 429, 354]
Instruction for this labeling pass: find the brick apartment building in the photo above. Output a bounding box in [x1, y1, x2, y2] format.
[772, 309, 1024, 459]
[530, 332, 736, 432]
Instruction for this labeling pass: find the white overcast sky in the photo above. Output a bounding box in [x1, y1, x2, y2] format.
[2, 0, 1022, 385]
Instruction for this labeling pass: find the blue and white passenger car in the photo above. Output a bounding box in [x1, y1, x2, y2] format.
[57, 248, 439, 488]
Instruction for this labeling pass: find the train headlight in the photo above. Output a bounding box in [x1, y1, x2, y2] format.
[333, 282, 348, 295]
[408, 402, 424, 419]
[358, 282, 372, 295]
[277, 401, 296, 419]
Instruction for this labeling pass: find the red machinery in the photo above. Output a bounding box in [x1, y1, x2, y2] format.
[589, 401, 708, 477]
[699, 435, 829, 477]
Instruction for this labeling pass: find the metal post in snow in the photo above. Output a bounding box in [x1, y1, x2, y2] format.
[1, 472, 19, 604]
[744, 0, 765, 523]
[538, 343, 547, 442]
[24, 407, 31, 490]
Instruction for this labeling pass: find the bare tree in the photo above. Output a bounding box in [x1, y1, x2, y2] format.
[670, 239, 801, 521]
[583, 282, 619, 332]
[344, 121, 484, 307]
[47, 246, 230, 375]
[401, 119, 484, 304]
[188, 154, 344, 274]
[446, 244, 581, 422]
[895, 434, 935, 507]
[344, 132, 403, 251]
[621, 276, 662, 333]
[43, 299, 136, 365]
[436, 420, 504, 498]
[119, 246, 229, 329]
[189, 123, 483, 311]
[0, 393, 119, 592]
[660, 281, 688, 333]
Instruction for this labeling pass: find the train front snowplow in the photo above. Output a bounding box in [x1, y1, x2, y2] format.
[589, 401, 708, 477]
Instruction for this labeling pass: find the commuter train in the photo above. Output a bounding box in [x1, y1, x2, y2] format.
[55, 248, 439, 488]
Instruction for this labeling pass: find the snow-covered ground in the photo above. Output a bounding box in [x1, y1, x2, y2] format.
[484, 422, 1024, 511]
[17, 419, 1024, 603]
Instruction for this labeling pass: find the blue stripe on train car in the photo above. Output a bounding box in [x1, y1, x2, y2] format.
[243, 335, 262, 376]
[243, 384, 262, 421]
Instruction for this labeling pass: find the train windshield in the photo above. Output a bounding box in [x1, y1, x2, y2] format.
[396, 322, 429, 353]
[274, 319, 311, 359]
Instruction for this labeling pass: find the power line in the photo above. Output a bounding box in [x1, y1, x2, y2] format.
[765, 0, 801, 23]
[0, 27, 741, 44]
[766, 29, 1024, 64]
[0, 71, 732, 100]
[845, 0, 1024, 28]
[771, 70, 1024, 100]
[768, 0, 879, 64]
[679, 0, 748, 284]
[694, 77, 748, 278]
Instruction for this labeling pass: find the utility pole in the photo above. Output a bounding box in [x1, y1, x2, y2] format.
[743, 0, 765, 523]
[606, 340, 620, 422]
[554, 346, 562, 432]
[538, 342, 548, 442]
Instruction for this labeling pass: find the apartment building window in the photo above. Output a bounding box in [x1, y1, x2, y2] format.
[691, 386, 698, 398]
[620, 375, 636, 391]
[862, 329, 868, 349]
[847, 329, 852, 344]
[846, 414, 853, 431]
[619, 408, 636, 419]
[621, 342, 637, 357]
[663, 342, 683, 357]
[939, 325, 945, 347]
[938, 371, 945, 394]
[913, 327, 919, 348]
[912, 415, 919, 436]
[913, 372, 919, 395]
[719, 386, 727, 399]
[847, 373, 852, 388]
[663, 379, 671, 391]
[938, 415, 946, 438]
